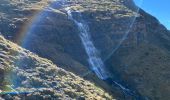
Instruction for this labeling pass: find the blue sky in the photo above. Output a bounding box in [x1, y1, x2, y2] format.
[134, 0, 170, 30]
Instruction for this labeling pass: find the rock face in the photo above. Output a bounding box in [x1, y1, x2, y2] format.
[0, 0, 170, 100]
[0, 35, 113, 99]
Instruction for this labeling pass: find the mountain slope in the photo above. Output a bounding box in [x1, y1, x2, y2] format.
[0, 0, 138, 96]
[0, 0, 170, 100]
[0, 35, 113, 99]
[105, 6, 170, 100]
[106, 43, 170, 100]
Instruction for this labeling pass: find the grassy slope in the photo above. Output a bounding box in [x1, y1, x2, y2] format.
[106, 43, 170, 99]
[0, 35, 113, 99]
[121, 44, 170, 99]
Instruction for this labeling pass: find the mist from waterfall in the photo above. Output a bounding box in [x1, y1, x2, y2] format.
[65, 8, 108, 80]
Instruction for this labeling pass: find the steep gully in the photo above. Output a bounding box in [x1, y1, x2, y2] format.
[65, 7, 146, 100]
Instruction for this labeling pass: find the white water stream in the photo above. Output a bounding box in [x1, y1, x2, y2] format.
[65, 8, 108, 80]
[65, 8, 137, 97]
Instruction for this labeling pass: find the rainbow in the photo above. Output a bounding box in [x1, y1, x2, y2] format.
[14, 0, 63, 46]
[1, 0, 63, 94]
[14, 10, 41, 45]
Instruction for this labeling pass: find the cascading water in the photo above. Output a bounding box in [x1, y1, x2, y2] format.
[65, 7, 108, 80]
[65, 7, 146, 100]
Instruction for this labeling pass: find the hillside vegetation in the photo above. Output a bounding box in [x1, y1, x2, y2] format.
[0, 35, 113, 99]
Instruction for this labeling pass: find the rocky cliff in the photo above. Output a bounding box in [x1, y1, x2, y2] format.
[0, 0, 170, 100]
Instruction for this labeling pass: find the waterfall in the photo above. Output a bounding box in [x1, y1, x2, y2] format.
[65, 7, 108, 80]
[65, 7, 145, 100]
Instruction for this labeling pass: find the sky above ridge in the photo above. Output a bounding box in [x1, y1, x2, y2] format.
[134, 0, 170, 30]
